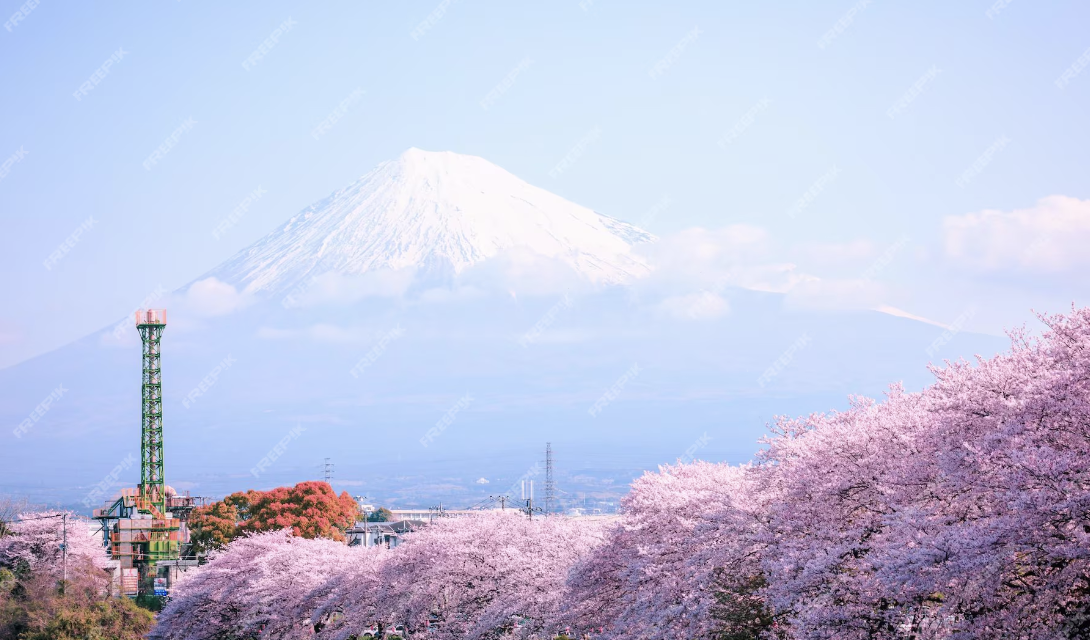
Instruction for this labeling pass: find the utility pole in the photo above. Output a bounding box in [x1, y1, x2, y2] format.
[324, 458, 334, 484]
[354, 495, 372, 522]
[520, 480, 542, 520]
[521, 496, 542, 520]
[489, 495, 508, 510]
[61, 512, 67, 593]
[354, 496, 374, 547]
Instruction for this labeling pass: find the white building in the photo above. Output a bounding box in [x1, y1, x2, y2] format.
[345, 520, 423, 548]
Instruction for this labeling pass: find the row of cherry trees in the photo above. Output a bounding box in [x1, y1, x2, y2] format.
[154, 514, 609, 639]
[155, 307, 1090, 639]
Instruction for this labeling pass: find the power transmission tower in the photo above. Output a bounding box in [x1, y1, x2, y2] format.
[544, 442, 556, 516]
[324, 458, 334, 484]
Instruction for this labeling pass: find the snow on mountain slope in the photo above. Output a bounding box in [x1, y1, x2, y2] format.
[210, 148, 655, 294]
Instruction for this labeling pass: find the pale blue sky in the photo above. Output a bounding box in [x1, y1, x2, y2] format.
[1, 0, 1088, 368]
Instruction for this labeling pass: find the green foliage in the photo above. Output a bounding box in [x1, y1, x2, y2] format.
[367, 507, 393, 522]
[9, 597, 154, 640]
[133, 593, 166, 613]
[711, 570, 784, 640]
[0, 563, 153, 640]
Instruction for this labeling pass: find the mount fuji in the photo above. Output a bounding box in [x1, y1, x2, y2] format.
[209, 148, 654, 296]
[0, 149, 1008, 512]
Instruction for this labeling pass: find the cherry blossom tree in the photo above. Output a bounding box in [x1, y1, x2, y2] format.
[756, 307, 1090, 639]
[564, 461, 771, 639]
[305, 541, 387, 639]
[157, 512, 606, 640]
[753, 391, 930, 637]
[0, 510, 142, 639]
[372, 511, 607, 639]
[887, 308, 1090, 638]
[562, 520, 634, 636]
[153, 529, 361, 640]
[0, 511, 108, 576]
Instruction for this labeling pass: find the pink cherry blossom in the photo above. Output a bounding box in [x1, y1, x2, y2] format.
[0, 511, 109, 575]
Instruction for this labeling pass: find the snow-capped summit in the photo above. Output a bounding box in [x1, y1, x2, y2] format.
[210, 148, 654, 294]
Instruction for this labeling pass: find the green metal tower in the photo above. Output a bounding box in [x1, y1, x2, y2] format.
[136, 309, 167, 517]
[94, 308, 191, 599]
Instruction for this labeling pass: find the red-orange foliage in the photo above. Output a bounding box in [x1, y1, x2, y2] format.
[188, 482, 359, 554]
[239, 482, 359, 540]
[188, 495, 248, 556]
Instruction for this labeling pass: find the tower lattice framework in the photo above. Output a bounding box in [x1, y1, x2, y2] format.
[137, 309, 167, 517]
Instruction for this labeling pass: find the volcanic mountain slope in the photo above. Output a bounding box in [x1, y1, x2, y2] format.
[209, 148, 655, 294]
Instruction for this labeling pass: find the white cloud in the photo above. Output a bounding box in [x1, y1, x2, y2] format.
[793, 239, 877, 267]
[637, 226, 810, 295]
[640, 225, 769, 271]
[182, 277, 249, 316]
[305, 269, 417, 305]
[630, 225, 914, 318]
[416, 284, 488, 304]
[456, 247, 591, 297]
[730, 264, 816, 294]
[944, 195, 1090, 273]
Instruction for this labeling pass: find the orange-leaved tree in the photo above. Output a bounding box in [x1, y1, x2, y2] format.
[188, 493, 251, 556]
[188, 482, 359, 556]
